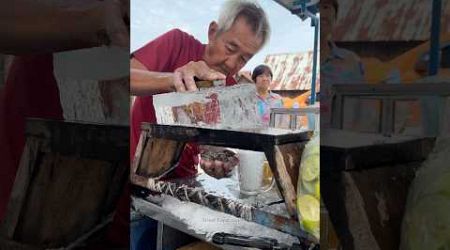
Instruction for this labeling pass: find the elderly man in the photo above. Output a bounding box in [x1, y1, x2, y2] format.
[130, 0, 270, 179]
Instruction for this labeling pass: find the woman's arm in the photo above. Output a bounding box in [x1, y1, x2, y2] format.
[0, 0, 128, 54]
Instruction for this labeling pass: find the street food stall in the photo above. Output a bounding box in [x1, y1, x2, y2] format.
[130, 83, 318, 249]
[129, 1, 321, 249]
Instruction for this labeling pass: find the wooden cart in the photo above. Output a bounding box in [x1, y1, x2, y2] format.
[0, 119, 129, 249]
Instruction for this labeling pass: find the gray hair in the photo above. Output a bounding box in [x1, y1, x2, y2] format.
[217, 0, 271, 48]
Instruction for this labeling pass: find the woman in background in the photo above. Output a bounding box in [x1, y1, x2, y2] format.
[252, 64, 283, 127]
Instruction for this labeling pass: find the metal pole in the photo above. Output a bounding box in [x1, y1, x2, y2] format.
[310, 16, 319, 104]
[429, 0, 442, 76]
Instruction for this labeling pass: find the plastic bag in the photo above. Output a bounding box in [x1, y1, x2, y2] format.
[400, 137, 450, 250]
[297, 132, 320, 240]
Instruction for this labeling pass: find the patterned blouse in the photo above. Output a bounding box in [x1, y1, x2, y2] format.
[257, 91, 284, 126]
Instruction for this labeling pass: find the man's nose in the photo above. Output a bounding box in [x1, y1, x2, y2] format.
[224, 55, 243, 72]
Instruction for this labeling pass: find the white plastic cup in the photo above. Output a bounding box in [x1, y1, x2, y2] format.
[238, 150, 274, 195]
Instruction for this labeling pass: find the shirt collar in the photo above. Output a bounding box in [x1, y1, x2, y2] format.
[328, 41, 346, 60]
[257, 91, 276, 100]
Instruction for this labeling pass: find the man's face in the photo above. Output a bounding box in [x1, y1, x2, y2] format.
[205, 17, 264, 76]
[320, 2, 336, 41]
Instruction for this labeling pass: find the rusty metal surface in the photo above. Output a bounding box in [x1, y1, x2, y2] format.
[25, 118, 129, 162]
[333, 0, 450, 42]
[173, 171, 289, 217]
[141, 123, 312, 151]
[131, 171, 318, 242]
[264, 52, 320, 91]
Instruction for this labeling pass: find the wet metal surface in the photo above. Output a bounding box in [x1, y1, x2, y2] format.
[171, 170, 291, 218]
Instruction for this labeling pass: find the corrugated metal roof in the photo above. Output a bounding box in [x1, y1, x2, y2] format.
[333, 0, 450, 41]
[264, 52, 319, 90]
[272, 0, 319, 19]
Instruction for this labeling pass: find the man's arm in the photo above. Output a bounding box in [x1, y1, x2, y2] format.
[130, 58, 176, 95]
[0, 0, 128, 54]
[130, 58, 226, 95]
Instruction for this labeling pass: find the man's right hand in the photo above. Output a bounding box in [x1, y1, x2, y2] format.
[173, 61, 226, 92]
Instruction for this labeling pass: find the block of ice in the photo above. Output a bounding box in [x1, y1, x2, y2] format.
[153, 83, 262, 129]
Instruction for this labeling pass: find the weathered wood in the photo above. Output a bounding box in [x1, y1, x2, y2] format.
[322, 162, 422, 250]
[25, 118, 129, 162]
[137, 138, 185, 178]
[1, 138, 41, 238]
[1, 119, 129, 249]
[142, 123, 312, 151]
[13, 154, 113, 247]
[0, 237, 41, 250]
[321, 134, 436, 249]
[276, 143, 305, 192]
[130, 179, 313, 241]
[263, 143, 305, 219]
[131, 131, 147, 175]
[322, 136, 435, 171]
[134, 124, 311, 219]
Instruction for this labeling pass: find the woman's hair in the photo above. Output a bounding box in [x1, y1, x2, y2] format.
[252, 64, 273, 82]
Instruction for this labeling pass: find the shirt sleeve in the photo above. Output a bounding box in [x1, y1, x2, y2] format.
[277, 98, 284, 108]
[132, 29, 184, 72]
[274, 93, 284, 108]
[348, 50, 366, 83]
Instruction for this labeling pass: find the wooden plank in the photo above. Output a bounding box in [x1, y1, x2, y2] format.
[25, 118, 129, 162]
[322, 162, 421, 250]
[142, 123, 312, 151]
[278, 143, 305, 192]
[12, 154, 114, 247]
[134, 124, 310, 219]
[131, 186, 310, 240]
[263, 143, 304, 219]
[321, 137, 435, 171]
[0, 138, 41, 238]
[1, 119, 130, 249]
[0, 237, 41, 250]
[131, 131, 147, 175]
[137, 138, 185, 178]
[101, 159, 129, 216]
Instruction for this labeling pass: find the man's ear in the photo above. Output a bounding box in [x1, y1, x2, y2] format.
[208, 21, 219, 41]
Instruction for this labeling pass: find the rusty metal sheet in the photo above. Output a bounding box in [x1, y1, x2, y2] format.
[333, 0, 450, 42]
[264, 52, 320, 91]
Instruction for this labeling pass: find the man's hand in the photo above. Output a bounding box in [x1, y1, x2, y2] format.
[173, 61, 226, 92]
[200, 147, 238, 179]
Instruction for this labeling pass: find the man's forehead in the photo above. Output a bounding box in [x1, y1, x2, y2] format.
[222, 18, 263, 51]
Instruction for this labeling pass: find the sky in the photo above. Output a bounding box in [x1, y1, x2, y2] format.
[131, 0, 316, 71]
